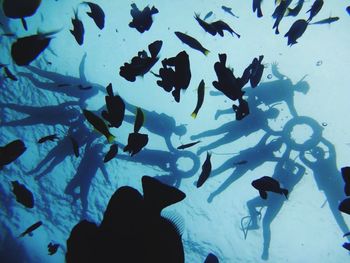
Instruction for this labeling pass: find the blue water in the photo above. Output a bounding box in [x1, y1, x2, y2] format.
[1, 0, 350, 262]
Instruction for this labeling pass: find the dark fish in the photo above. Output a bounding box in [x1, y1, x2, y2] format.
[284, 19, 308, 46]
[194, 13, 217, 36]
[191, 80, 205, 118]
[119, 40, 163, 82]
[175, 31, 209, 56]
[344, 232, 350, 238]
[339, 198, 350, 215]
[11, 31, 57, 66]
[204, 253, 219, 263]
[249, 55, 264, 88]
[129, 3, 159, 33]
[252, 176, 288, 199]
[69, 136, 79, 157]
[347, 6, 350, 15]
[343, 242, 350, 251]
[101, 83, 125, 128]
[11, 181, 34, 208]
[123, 132, 148, 156]
[3, 66, 18, 81]
[177, 140, 201, 150]
[70, 10, 84, 45]
[83, 2, 105, 29]
[309, 16, 339, 25]
[48, 242, 59, 255]
[253, 0, 263, 17]
[232, 98, 250, 120]
[37, 134, 59, 144]
[134, 107, 145, 133]
[19, 221, 42, 237]
[341, 167, 350, 196]
[66, 176, 185, 262]
[221, 6, 239, 18]
[272, 0, 293, 34]
[2, 0, 41, 30]
[83, 109, 115, 143]
[211, 20, 240, 38]
[204, 11, 213, 20]
[197, 152, 212, 188]
[104, 144, 118, 163]
[0, 139, 26, 169]
[306, 0, 324, 22]
[286, 0, 305, 17]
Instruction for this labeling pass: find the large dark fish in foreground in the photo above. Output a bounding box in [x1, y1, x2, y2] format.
[306, 0, 324, 22]
[341, 166, 350, 196]
[11, 181, 34, 208]
[284, 19, 308, 46]
[19, 221, 42, 237]
[2, 0, 41, 30]
[191, 80, 205, 118]
[83, 109, 115, 143]
[0, 139, 26, 169]
[11, 31, 58, 66]
[252, 176, 288, 199]
[83, 2, 105, 29]
[102, 83, 125, 128]
[70, 10, 84, 45]
[66, 176, 186, 263]
[177, 140, 201, 150]
[129, 3, 159, 33]
[339, 198, 350, 215]
[197, 152, 212, 188]
[120, 40, 162, 82]
[175, 31, 209, 56]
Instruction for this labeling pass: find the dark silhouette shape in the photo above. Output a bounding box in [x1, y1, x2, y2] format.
[232, 97, 250, 120]
[37, 134, 59, 144]
[253, 0, 263, 17]
[19, 221, 42, 237]
[154, 50, 191, 102]
[197, 152, 212, 188]
[104, 144, 118, 163]
[48, 242, 59, 255]
[299, 138, 349, 236]
[245, 153, 305, 260]
[0, 101, 80, 127]
[272, 0, 292, 34]
[11, 180, 34, 208]
[207, 134, 283, 203]
[123, 132, 149, 156]
[204, 252, 219, 263]
[175, 31, 210, 55]
[0, 139, 26, 169]
[129, 3, 158, 33]
[339, 198, 350, 215]
[66, 176, 186, 263]
[251, 176, 288, 200]
[83, 109, 115, 143]
[120, 40, 162, 82]
[64, 140, 109, 219]
[83, 2, 105, 30]
[70, 10, 84, 45]
[341, 167, 350, 196]
[284, 19, 308, 46]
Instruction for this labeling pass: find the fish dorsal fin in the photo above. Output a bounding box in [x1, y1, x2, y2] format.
[142, 176, 186, 214]
[106, 83, 113, 97]
[161, 210, 185, 236]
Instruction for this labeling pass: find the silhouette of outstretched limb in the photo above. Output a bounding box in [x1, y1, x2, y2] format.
[191, 122, 232, 140]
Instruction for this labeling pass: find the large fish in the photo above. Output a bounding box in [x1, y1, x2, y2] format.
[70, 10, 84, 45]
[0, 139, 26, 169]
[252, 176, 288, 199]
[83, 109, 115, 143]
[197, 152, 212, 188]
[83, 2, 105, 29]
[175, 31, 209, 56]
[284, 19, 308, 46]
[191, 80, 205, 119]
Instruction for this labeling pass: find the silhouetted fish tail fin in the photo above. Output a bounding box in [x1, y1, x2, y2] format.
[204, 49, 210, 56]
[282, 188, 289, 199]
[190, 112, 197, 119]
[142, 176, 186, 215]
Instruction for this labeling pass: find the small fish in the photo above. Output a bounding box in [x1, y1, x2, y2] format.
[11, 31, 58, 66]
[129, 3, 159, 33]
[78, 85, 92, 90]
[191, 80, 205, 118]
[83, 109, 115, 143]
[252, 176, 288, 199]
[101, 83, 125, 128]
[204, 253, 219, 263]
[204, 11, 213, 20]
[221, 6, 239, 18]
[253, 0, 263, 17]
[69, 136, 79, 157]
[284, 19, 308, 46]
[83, 2, 105, 29]
[286, 0, 305, 17]
[194, 13, 217, 36]
[0, 139, 27, 169]
[175, 31, 209, 56]
[3, 66, 18, 81]
[341, 167, 350, 196]
[19, 221, 42, 238]
[104, 144, 118, 163]
[123, 132, 148, 156]
[11, 181, 34, 208]
[37, 134, 59, 144]
[48, 242, 59, 255]
[70, 10, 84, 45]
[177, 140, 201, 150]
[211, 20, 240, 38]
[306, 0, 324, 22]
[134, 107, 145, 133]
[233, 160, 248, 165]
[197, 152, 212, 188]
[309, 16, 339, 25]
